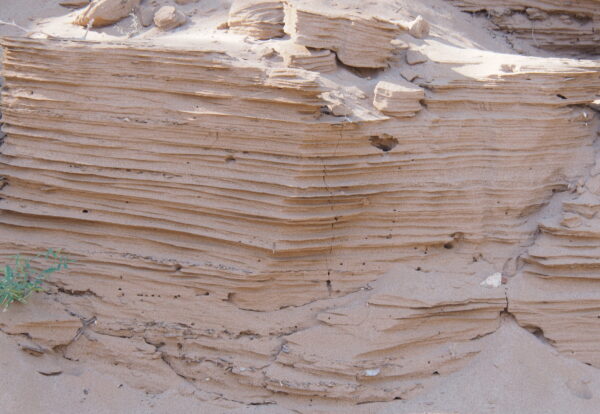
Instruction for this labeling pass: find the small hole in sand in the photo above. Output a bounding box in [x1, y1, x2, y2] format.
[369, 134, 398, 152]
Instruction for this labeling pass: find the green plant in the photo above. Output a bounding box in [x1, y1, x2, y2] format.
[0, 249, 74, 311]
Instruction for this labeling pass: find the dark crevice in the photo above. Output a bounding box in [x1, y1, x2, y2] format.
[369, 134, 398, 152]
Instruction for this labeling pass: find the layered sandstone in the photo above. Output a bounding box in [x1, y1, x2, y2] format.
[510, 157, 600, 367]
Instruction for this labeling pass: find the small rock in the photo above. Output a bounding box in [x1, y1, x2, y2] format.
[589, 99, 600, 112]
[154, 6, 187, 31]
[329, 101, 352, 117]
[408, 15, 429, 39]
[322, 92, 352, 117]
[373, 80, 424, 118]
[406, 50, 428, 65]
[138, 5, 156, 27]
[390, 38, 409, 49]
[74, 0, 141, 28]
[400, 67, 420, 82]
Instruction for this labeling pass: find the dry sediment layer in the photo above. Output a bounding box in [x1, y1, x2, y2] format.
[0, 0, 600, 408]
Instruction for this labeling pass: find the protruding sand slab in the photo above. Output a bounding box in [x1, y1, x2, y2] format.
[278, 43, 337, 73]
[373, 80, 424, 117]
[283, 1, 400, 68]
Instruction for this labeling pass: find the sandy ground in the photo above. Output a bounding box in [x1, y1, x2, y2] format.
[2, 316, 600, 413]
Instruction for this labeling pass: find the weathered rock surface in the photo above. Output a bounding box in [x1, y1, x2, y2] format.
[408, 15, 430, 38]
[74, 0, 141, 28]
[406, 49, 428, 65]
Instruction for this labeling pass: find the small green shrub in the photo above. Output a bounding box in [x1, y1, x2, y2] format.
[0, 249, 74, 311]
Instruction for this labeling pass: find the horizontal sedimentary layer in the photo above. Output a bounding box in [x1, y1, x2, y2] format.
[1, 36, 598, 312]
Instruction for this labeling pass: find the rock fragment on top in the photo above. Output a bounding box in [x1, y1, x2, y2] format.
[153, 6, 187, 31]
[283, 2, 400, 68]
[406, 50, 428, 65]
[278, 43, 337, 73]
[228, 0, 285, 40]
[408, 15, 429, 39]
[74, 0, 141, 28]
[373, 80, 424, 117]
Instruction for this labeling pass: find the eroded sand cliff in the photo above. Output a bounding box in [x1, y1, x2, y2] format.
[0, 0, 599, 413]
